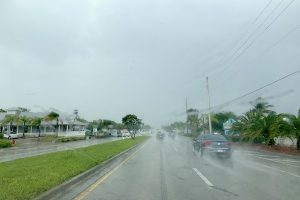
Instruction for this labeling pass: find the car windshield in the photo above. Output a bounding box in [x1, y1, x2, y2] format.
[1, 0, 300, 200]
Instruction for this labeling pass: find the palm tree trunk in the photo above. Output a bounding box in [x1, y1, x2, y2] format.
[38, 126, 41, 137]
[23, 122, 25, 138]
[56, 118, 59, 137]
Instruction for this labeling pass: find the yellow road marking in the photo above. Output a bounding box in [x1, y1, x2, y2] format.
[74, 143, 147, 200]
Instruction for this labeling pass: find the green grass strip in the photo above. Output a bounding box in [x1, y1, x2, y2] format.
[0, 136, 149, 200]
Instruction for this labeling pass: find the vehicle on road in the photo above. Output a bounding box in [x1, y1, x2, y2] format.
[156, 131, 165, 139]
[168, 132, 176, 139]
[193, 134, 231, 158]
[3, 131, 19, 140]
[121, 130, 131, 137]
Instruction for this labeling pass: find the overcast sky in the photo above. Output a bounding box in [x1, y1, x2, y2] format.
[0, 0, 299, 126]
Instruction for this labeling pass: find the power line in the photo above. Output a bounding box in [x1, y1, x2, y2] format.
[251, 0, 274, 24]
[247, 24, 300, 63]
[184, 0, 275, 84]
[199, 70, 300, 112]
[208, 0, 297, 90]
[206, 0, 279, 75]
[210, 23, 300, 89]
[232, 0, 296, 64]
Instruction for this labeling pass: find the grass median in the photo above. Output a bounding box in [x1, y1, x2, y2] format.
[0, 136, 149, 200]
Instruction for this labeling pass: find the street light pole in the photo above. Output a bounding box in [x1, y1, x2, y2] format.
[206, 77, 212, 134]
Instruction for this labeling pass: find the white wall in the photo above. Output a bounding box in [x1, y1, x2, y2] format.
[58, 131, 85, 137]
[275, 137, 297, 147]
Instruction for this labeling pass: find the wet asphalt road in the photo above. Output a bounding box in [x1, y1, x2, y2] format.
[63, 135, 300, 200]
[0, 137, 122, 163]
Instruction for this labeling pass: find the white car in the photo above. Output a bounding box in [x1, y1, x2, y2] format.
[121, 130, 131, 137]
[3, 132, 19, 139]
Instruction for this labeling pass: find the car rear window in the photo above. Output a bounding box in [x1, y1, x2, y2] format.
[202, 134, 226, 141]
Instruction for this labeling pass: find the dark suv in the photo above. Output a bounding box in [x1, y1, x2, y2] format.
[193, 134, 231, 158]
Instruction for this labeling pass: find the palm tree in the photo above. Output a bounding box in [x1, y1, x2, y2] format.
[18, 116, 31, 138]
[279, 110, 300, 149]
[187, 109, 199, 135]
[252, 112, 281, 145]
[44, 112, 60, 136]
[233, 109, 260, 141]
[31, 117, 42, 137]
[252, 97, 273, 115]
[233, 110, 282, 145]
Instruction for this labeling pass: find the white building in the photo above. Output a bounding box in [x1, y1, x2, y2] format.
[0, 108, 87, 138]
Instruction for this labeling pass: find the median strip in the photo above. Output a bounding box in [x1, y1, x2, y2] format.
[0, 136, 149, 200]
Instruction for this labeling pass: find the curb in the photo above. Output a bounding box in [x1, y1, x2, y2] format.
[35, 138, 148, 200]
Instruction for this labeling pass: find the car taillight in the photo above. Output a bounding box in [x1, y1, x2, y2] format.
[202, 141, 211, 146]
[224, 142, 231, 147]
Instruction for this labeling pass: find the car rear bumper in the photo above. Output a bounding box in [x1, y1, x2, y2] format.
[203, 147, 231, 154]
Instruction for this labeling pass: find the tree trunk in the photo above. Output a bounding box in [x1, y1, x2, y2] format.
[38, 126, 41, 137]
[23, 122, 25, 138]
[297, 136, 300, 150]
[56, 118, 59, 137]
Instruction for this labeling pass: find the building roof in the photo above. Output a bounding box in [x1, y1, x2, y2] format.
[0, 110, 87, 126]
[19, 112, 48, 118]
[0, 113, 6, 121]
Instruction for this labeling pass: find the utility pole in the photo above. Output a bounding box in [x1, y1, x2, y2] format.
[186, 97, 188, 135]
[206, 77, 212, 134]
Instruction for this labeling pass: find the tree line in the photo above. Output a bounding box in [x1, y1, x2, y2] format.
[163, 97, 300, 149]
[87, 114, 150, 139]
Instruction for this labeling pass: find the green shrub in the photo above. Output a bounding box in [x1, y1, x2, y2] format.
[253, 136, 265, 144]
[224, 134, 240, 142]
[241, 136, 250, 142]
[0, 139, 12, 148]
[0, 133, 3, 139]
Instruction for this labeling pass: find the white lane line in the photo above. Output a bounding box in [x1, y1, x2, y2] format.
[260, 163, 300, 178]
[246, 152, 279, 158]
[272, 159, 300, 163]
[193, 168, 214, 187]
[252, 154, 280, 158]
[251, 155, 300, 169]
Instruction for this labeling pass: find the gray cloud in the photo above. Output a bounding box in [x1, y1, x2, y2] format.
[0, 0, 299, 126]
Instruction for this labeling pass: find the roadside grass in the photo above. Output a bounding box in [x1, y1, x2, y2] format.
[0, 136, 149, 200]
[0, 139, 12, 148]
